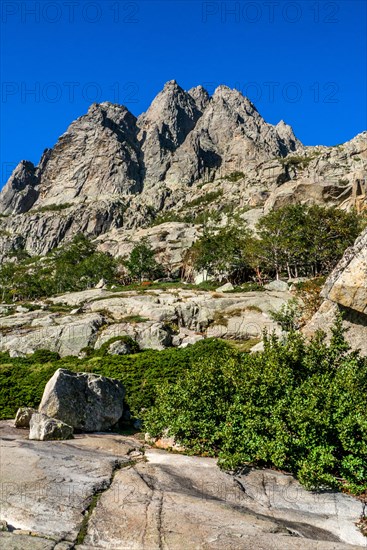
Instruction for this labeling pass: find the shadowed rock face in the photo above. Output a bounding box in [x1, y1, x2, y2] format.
[35, 102, 143, 207]
[137, 80, 206, 183]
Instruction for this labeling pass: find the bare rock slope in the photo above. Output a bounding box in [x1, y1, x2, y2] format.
[0, 421, 365, 549]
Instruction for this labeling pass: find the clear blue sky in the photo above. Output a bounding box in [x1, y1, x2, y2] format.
[1, 0, 366, 184]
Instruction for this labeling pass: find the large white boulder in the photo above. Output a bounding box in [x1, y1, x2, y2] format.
[39, 369, 125, 432]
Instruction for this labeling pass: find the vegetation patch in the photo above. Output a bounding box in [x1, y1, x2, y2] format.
[223, 171, 245, 183]
[144, 317, 367, 496]
[31, 203, 73, 214]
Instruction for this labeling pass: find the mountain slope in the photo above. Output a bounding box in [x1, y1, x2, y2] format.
[0, 81, 366, 262]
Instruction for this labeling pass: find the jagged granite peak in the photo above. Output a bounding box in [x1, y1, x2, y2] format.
[276, 120, 302, 152]
[0, 80, 302, 214]
[164, 84, 302, 185]
[137, 81, 205, 183]
[1, 80, 365, 265]
[0, 160, 39, 215]
[188, 85, 210, 112]
[35, 101, 142, 208]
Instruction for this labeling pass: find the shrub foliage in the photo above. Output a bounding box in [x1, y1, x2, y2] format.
[144, 319, 367, 495]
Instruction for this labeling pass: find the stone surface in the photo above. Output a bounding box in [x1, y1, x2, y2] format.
[0, 532, 56, 550]
[38, 368, 125, 432]
[0, 421, 139, 543]
[14, 407, 36, 428]
[322, 227, 367, 314]
[29, 413, 73, 441]
[0, 421, 365, 549]
[81, 448, 365, 549]
[107, 339, 132, 355]
[29, 412, 73, 441]
[216, 282, 234, 292]
[305, 227, 367, 354]
[94, 321, 172, 351]
[0, 288, 292, 356]
[265, 279, 289, 292]
[0, 312, 104, 357]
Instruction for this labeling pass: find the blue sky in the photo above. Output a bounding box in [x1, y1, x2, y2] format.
[1, 0, 366, 184]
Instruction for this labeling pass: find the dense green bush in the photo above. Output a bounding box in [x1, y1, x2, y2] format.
[0, 339, 229, 420]
[144, 318, 367, 495]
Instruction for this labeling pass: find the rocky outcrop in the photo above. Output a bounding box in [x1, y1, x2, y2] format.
[164, 85, 301, 186]
[0, 312, 104, 356]
[39, 368, 125, 431]
[305, 227, 367, 354]
[95, 321, 173, 351]
[0, 161, 39, 215]
[137, 80, 205, 184]
[0, 421, 365, 548]
[265, 132, 367, 212]
[0, 288, 290, 357]
[35, 102, 142, 208]
[96, 221, 200, 277]
[322, 227, 367, 314]
[29, 412, 74, 441]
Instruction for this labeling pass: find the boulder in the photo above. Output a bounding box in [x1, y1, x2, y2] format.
[95, 321, 172, 351]
[264, 280, 289, 292]
[95, 278, 106, 289]
[29, 413, 73, 441]
[38, 368, 125, 432]
[14, 407, 37, 428]
[216, 282, 234, 292]
[107, 339, 132, 355]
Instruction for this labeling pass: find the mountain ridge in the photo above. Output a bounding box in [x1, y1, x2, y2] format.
[0, 81, 366, 263]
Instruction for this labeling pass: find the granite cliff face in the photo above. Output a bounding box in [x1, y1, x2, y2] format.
[305, 227, 367, 352]
[0, 80, 366, 262]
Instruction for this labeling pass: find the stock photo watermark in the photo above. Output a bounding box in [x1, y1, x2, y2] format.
[201, 1, 340, 24]
[1, 1, 140, 24]
[204, 80, 340, 103]
[1, 81, 140, 104]
[1, 80, 339, 105]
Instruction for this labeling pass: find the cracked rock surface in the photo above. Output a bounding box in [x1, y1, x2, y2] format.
[0, 421, 365, 549]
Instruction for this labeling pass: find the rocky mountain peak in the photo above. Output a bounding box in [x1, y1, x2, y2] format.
[188, 85, 210, 112]
[137, 81, 205, 183]
[0, 160, 39, 215]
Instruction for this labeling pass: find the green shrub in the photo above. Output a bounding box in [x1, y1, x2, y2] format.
[0, 234, 117, 302]
[0, 338, 230, 421]
[144, 317, 367, 495]
[185, 190, 223, 209]
[31, 203, 73, 214]
[223, 171, 245, 183]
